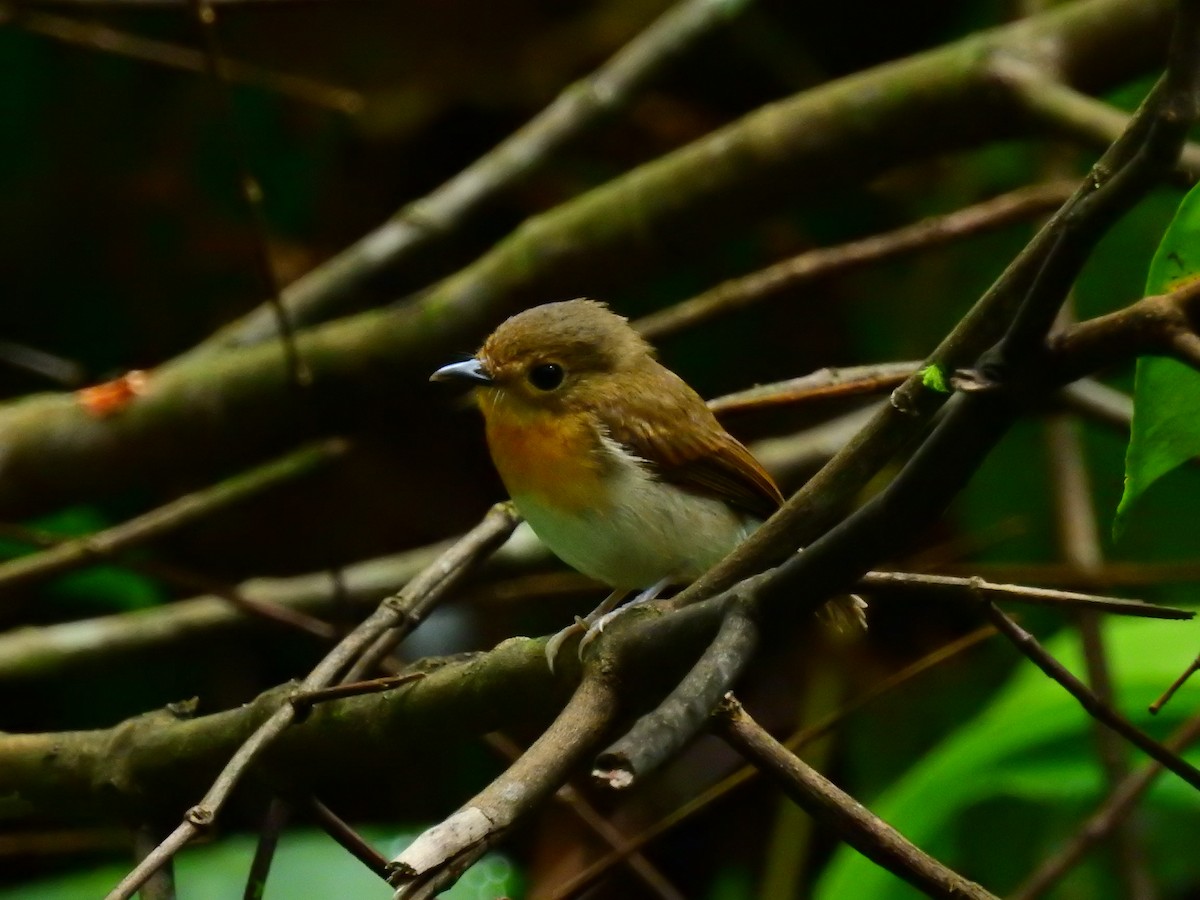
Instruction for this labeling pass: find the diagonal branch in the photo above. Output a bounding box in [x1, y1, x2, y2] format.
[103, 503, 517, 899]
[388, 674, 620, 895]
[593, 590, 761, 790]
[979, 599, 1200, 789]
[543, 628, 997, 899]
[714, 695, 998, 900]
[636, 182, 1075, 342]
[0, 439, 345, 605]
[201, 0, 759, 351]
[1012, 710, 1200, 899]
[0, 0, 1172, 521]
[3, 7, 361, 111]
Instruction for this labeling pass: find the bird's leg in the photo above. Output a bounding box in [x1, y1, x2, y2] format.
[545, 588, 631, 673]
[576, 577, 673, 661]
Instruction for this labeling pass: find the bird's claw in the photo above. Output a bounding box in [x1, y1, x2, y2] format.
[545, 615, 588, 674]
[576, 608, 624, 661]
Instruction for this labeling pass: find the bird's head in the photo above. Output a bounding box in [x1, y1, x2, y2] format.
[430, 299, 654, 415]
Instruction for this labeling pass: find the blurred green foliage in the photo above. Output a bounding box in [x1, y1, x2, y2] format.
[818, 619, 1200, 899]
[0, 828, 518, 900]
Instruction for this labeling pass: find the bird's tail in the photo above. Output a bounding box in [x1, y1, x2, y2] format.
[819, 594, 868, 632]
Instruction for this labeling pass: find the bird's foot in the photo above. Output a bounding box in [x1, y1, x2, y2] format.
[545, 589, 630, 673]
[575, 607, 629, 660]
[576, 577, 672, 661]
[545, 615, 588, 674]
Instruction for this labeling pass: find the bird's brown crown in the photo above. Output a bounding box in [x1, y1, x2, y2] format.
[450, 298, 784, 520]
[479, 298, 653, 389]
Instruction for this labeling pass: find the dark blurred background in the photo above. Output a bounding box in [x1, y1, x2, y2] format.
[2, 1, 1198, 898]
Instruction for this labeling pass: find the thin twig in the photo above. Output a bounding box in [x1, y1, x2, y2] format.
[714, 695, 998, 899]
[204, 0, 758, 349]
[290, 673, 425, 716]
[1012, 711, 1200, 900]
[187, 0, 310, 387]
[0, 439, 345, 603]
[243, 798, 289, 900]
[636, 182, 1076, 342]
[706, 362, 919, 416]
[858, 571, 1192, 620]
[109, 824, 193, 900]
[132, 825, 176, 900]
[936, 559, 1200, 588]
[6, 7, 362, 111]
[1149, 652, 1200, 713]
[344, 502, 527, 680]
[302, 796, 390, 880]
[979, 598, 1200, 790]
[104, 504, 518, 900]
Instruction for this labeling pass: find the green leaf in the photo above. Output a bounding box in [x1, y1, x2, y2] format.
[813, 618, 1200, 899]
[1117, 179, 1200, 535]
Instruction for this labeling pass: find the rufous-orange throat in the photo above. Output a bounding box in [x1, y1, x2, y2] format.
[481, 398, 610, 514]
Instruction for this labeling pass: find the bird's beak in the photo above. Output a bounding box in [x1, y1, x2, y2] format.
[430, 358, 494, 386]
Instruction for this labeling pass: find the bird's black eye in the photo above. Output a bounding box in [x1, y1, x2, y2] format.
[528, 362, 565, 391]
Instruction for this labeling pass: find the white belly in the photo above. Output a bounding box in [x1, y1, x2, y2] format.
[512, 443, 758, 590]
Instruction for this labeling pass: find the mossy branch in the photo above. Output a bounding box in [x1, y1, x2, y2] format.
[0, 0, 1172, 518]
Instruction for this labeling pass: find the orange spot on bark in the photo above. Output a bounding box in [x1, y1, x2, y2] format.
[76, 370, 150, 418]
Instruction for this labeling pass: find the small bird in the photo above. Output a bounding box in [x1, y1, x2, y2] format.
[431, 299, 860, 662]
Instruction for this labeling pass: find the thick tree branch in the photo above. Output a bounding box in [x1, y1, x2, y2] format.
[593, 591, 761, 790]
[0, 635, 559, 825]
[543, 628, 997, 899]
[200, 0, 758, 351]
[387, 674, 620, 894]
[0, 0, 1172, 519]
[103, 503, 517, 898]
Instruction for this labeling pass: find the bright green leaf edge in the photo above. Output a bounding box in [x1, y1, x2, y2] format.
[1116, 177, 1200, 536]
[813, 618, 1200, 899]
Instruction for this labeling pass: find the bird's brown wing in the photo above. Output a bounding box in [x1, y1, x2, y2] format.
[599, 369, 783, 520]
